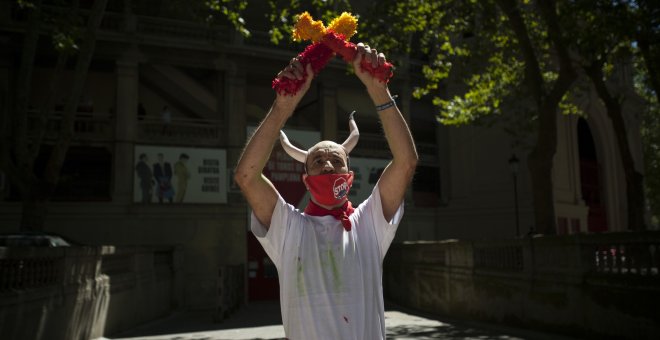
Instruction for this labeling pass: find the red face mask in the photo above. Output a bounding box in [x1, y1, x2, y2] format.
[304, 173, 354, 206]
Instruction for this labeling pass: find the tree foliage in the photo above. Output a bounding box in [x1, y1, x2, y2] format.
[6, 0, 656, 231]
[260, 0, 659, 232]
[639, 76, 660, 226]
[205, 0, 250, 37]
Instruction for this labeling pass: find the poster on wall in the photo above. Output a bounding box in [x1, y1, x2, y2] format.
[247, 127, 320, 209]
[133, 145, 227, 204]
[348, 157, 390, 205]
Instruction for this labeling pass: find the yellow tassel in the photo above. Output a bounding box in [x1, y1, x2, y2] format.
[292, 12, 326, 42]
[327, 12, 358, 40]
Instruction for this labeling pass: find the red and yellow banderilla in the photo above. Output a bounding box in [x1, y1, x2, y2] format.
[272, 12, 394, 96]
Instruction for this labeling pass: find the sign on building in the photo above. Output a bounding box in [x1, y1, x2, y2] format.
[133, 145, 227, 204]
[348, 157, 390, 205]
[248, 127, 320, 209]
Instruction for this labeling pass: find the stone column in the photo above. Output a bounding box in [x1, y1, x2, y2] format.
[399, 72, 415, 205]
[438, 123, 450, 205]
[113, 58, 139, 204]
[0, 65, 8, 199]
[320, 81, 338, 141]
[223, 61, 246, 198]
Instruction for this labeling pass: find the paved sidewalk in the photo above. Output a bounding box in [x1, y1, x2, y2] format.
[109, 301, 578, 340]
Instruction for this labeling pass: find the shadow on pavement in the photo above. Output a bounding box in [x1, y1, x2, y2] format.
[384, 302, 577, 340]
[387, 323, 525, 339]
[111, 300, 283, 339]
[111, 300, 577, 340]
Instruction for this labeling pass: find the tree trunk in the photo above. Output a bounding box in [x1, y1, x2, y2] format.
[14, 0, 42, 175]
[528, 104, 559, 235]
[585, 63, 647, 230]
[29, 24, 71, 160]
[628, 172, 646, 230]
[43, 0, 109, 188]
[11, 0, 109, 231]
[496, 0, 577, 235]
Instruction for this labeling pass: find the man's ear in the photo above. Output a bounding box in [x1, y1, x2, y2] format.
[301, 173, 309, 190]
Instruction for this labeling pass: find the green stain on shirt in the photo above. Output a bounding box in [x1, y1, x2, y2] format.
[327, 247, 342, 291]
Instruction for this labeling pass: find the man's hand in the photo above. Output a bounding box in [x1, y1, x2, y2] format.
[353, 43, 388, 91]
[275, 57, 314, 111]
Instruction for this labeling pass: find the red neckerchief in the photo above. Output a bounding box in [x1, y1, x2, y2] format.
[304, 199, 355, 231]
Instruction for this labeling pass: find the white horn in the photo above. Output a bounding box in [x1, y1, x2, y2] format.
[279, 130, 308, 163]
[341, 111, 359, 154]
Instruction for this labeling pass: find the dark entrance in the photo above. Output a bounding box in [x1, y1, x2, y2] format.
[578, 118, 608, 232]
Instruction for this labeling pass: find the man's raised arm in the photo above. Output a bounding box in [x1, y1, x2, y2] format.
[234, 60, 313, 228]
[352, 43, 418, 221]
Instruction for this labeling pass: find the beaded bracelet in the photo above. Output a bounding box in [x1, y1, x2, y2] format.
[375, 95, 398, 111]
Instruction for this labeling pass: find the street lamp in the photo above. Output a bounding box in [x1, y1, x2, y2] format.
[508, 154, 520, 237]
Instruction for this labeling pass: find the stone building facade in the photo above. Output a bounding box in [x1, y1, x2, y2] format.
[0, 1, 644, 317]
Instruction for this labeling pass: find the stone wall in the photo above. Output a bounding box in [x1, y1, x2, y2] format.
[0, 245, 183, 340]
[384, 232, 660, 339]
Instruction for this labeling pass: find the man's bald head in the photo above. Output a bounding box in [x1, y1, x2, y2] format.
[305, 141, 349, 176]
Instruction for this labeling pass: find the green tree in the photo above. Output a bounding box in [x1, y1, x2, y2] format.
[639, 72, 660, 227]
[264, 1, 578, 234]
[631, 0, 660, 226]
[362, 0, 577, 235]
[263, 0, 660, 233]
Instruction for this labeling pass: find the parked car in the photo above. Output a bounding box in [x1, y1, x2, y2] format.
[0, 231, 79, 247]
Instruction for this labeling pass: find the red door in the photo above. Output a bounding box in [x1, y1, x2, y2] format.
[580, 160, 608, 232]
[578, 119, 608, 233]
[247, 231, 279, 301]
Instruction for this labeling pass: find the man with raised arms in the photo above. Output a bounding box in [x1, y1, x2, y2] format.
[234, 43, 417, 339]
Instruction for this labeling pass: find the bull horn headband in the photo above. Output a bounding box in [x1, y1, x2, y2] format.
[280, 111, 359, 163]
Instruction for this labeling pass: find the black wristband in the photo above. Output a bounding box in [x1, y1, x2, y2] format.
[375, 95, 398, 111]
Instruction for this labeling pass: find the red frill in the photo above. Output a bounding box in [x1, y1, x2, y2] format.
[272, 43, 335, 96]
[272, 31, 394, 96]
[322, 31, 394, 84]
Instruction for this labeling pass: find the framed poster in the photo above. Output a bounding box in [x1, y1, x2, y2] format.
[134, 145, 227, 204]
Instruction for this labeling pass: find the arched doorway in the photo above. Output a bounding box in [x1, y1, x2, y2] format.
[578, 118, 608, 232]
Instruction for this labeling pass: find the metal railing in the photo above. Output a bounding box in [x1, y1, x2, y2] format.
[390, 232, 660, 279]
[27, 111, 114, 143]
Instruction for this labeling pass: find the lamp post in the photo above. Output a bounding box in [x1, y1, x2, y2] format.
[508, 154, 520, 237]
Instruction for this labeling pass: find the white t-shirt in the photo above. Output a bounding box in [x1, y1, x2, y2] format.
[251, 185, 404, 340]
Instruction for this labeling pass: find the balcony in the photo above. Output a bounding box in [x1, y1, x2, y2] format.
[27, 111, 114, 144]
[26, 112, 223, 147]
[137, 116, 224, 146]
